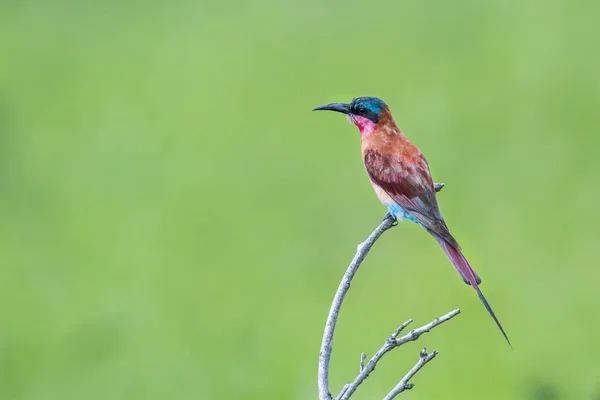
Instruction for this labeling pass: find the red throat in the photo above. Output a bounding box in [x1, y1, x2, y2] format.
[347, 115, 377, 136]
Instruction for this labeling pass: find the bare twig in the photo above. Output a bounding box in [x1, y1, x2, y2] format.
[338, 309, 460, 400]
[390, 319, 413, 341]
[383, 347, 438, 400]
[359, 353, 366, 372]
[317, 181, 459, 399]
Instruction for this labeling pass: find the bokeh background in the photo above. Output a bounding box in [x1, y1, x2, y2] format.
[2, 0, 599, 399]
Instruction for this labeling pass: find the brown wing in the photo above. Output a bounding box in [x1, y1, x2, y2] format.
[363, 148, 459, 249]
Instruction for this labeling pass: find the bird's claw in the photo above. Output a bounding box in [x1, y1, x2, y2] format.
[383, 212, 398, 226]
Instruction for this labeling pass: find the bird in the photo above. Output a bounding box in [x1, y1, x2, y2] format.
[313, 96, 510, 344]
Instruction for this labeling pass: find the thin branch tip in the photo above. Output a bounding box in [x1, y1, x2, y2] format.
[383, 347, 443, 400]
[359, 353, 366, 372]
[390, 319, 413, 340]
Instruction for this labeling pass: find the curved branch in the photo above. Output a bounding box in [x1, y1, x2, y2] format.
[318, 214, 396, 400]
[317, 181, 456, 400]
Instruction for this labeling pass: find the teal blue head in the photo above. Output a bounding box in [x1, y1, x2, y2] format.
[312, 96, 387, 123]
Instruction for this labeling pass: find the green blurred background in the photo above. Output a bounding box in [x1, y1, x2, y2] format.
[1, 0, 599, 399]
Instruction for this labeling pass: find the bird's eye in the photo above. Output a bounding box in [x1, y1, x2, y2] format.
[357, 106, 366, 114]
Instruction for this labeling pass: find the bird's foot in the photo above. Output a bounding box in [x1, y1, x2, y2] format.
[383, 212, 398, 227]
[434, 182, 445, 192]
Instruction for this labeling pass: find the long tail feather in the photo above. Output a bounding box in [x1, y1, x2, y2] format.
[472, 282, 512, 346]
[435, 237, 481, 285]
[434, 236, 511, 345]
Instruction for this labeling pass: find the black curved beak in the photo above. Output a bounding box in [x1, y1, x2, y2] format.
[312, 103, 351, 115]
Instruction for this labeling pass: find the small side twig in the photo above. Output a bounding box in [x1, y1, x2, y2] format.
[383, 347, 438, 400]
[390, 319, 413, 341]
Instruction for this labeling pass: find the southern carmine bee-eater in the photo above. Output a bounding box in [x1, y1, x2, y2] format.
[313, 96, 510, 344]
